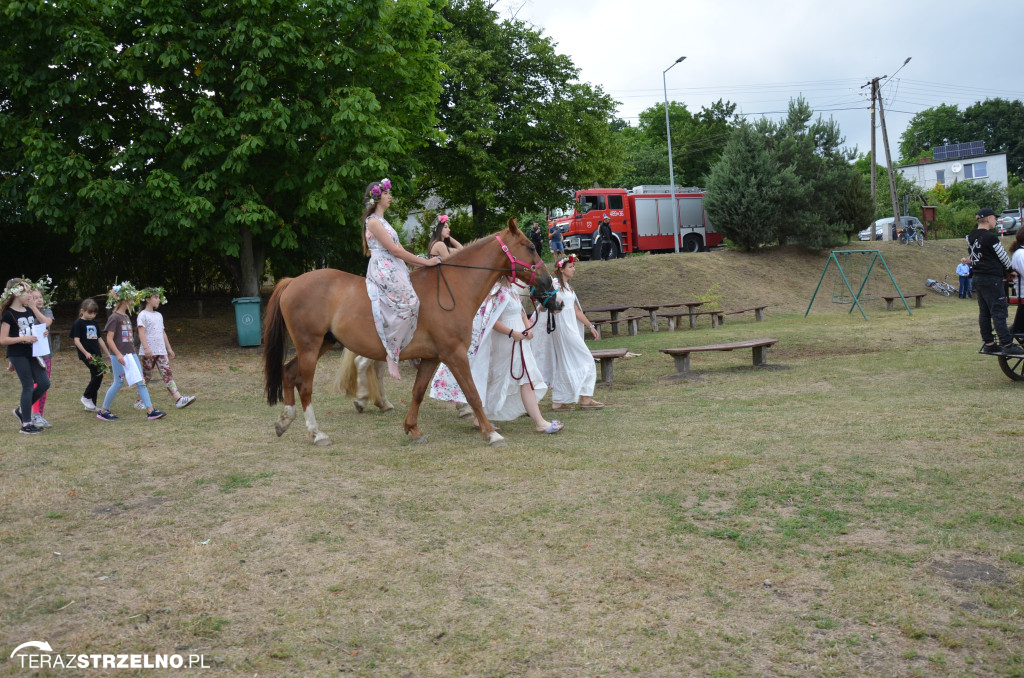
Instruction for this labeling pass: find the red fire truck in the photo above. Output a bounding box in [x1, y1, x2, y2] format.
[548, 185, 722, 259]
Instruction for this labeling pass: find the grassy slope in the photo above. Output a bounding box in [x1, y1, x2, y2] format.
[570, 238, 971, 315]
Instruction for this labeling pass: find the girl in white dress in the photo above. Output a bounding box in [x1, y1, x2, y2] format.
[362, 178, 438, 379]
[531, 254, 605, 411]
[431, 279, 563, 434]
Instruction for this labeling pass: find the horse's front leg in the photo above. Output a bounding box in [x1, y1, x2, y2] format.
[404, 358, 439, 444]
[297, 346, 332, 446]
[442, 353, 505, 447]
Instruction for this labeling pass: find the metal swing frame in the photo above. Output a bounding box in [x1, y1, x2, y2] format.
[805, 250, 910, 320]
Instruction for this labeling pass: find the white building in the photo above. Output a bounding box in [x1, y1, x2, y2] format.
[897, 151, 1009, 192]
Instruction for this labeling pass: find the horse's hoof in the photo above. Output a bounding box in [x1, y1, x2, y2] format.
[410, 436, 428, 444]
[487, 432, 506, 447]
[456, 403, 474, 419]
[313, 434, 333, 446]
[378, 400, 395, 413]
[353, 401, 365, 413]
[274, 423, 286, 437]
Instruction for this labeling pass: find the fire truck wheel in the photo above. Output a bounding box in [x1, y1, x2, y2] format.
[682, 234, 703, 253]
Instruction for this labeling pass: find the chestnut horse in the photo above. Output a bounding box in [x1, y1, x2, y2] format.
[263, 219, 562, 446]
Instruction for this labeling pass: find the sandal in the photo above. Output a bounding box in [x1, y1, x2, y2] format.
[537, 420, 563, 434]
[551, 403, 576, 411]
[580, 400, 605, 410]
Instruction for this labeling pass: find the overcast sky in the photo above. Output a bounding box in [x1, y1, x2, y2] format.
[502, 0, 1024, 167]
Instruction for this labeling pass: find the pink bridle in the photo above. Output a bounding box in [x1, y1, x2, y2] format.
[494, 234, 541, 288]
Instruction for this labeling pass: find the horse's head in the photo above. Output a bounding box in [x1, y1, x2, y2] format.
[498, 218, 563, 312]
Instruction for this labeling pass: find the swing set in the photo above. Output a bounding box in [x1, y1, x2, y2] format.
[805, 250, 912, 320]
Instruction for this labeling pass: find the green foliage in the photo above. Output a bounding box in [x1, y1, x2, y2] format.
[1, 0, 446, 295]
[418, 0, 621, 235]
[705, 98, 865, 250]
[851, 154, 925, 220]
[898, 99, 1024, 177]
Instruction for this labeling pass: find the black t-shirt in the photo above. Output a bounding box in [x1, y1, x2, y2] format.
[2, 307, 35, 359]
[967, 228, 1011, 277]
[70, 317, 102, 360]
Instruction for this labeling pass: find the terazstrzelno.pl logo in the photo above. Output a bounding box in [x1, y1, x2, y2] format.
[10, 641, 209, 670]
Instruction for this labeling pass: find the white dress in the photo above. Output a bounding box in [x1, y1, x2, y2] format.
[429, 283, 512, 407]
[484, 297, 548, 421]
[531, 282, 596, 404]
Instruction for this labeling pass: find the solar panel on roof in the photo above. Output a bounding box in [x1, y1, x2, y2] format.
[932, 141, 986, 160]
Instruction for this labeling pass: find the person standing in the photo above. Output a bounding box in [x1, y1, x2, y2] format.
[1008, 230, 1024, 337]
[1, 278, 50, 434]
[529, 221, 545, 257]
[70, 297, 109, 412]
[548, 220, 565, 256]
[137, 288, 196, 409]
[967, 208, 1024, 356]
[28, 286, 54, 428]
[362, 177, 438, 380]
[597, 214, 614, 260]
[956, 257, 973, 299]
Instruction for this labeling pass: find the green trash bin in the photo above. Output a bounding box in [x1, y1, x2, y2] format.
[232, 296, 262, 347]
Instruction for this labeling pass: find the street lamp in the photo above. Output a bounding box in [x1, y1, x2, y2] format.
[663, 56, 686, 253]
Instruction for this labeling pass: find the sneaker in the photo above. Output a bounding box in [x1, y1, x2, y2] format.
[980, 343, 1002, 355]
[31, 413, 51, 429]
[12, 407, 23, 424]
[147, 409, 166, 420]
[19, 424, 42, 435]
[133, 399, 146, 410]
[96, 410, 119, 422]
[1000, 343, 1024, 357]
[175, 395, 195, 409]
[81, 397, 98, 412]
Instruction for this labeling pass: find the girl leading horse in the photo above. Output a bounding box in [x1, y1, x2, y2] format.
[263, 219, 561, 446]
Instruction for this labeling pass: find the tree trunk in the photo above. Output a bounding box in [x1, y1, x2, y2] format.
[471, 199, 489, 237]
[238, 226, 264, 297]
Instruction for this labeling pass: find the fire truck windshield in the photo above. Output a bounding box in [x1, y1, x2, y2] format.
[581, 195, 605, 213]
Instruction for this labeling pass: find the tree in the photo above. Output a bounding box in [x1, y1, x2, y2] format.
[898, 104, 964, 164]
[703, 122, 798, 250]
[630, 99, 738, 187]
[963, 98, 1024, 177]
[418, 0, 620, 235]
[1, 0, 446, 295]
[704, 98, 867, 250]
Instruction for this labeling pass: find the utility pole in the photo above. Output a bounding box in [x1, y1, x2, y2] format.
[862, 77, 880, 239]
[875, 78, 902, 243]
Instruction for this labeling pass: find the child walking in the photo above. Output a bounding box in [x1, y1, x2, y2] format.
[70, 298, 109, 412]
[1, 278, 51, 434]
[96, 281, 166, 421]
[135, 288, 195, 409]
[29, 283, 55, 428]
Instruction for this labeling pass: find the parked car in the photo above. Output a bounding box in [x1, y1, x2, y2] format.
[998, 210, 1021, 236]
[858, 216, 922, 241]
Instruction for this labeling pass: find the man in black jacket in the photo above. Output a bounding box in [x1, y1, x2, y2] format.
[598, 214, 614, 260]
[967, 208, 1024, 356]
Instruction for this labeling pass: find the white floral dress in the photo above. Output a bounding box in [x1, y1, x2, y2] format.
[365, 216, 419, 365]
[430, 283, 511, 406]
[530, 282, 596, 404]
[483, 295, 547, 421]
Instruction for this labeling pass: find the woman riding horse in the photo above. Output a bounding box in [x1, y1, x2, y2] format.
[263, 213, 561, 446]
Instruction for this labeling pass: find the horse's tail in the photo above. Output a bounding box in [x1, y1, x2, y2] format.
[263, 277, 293, 406]
[336, 348, 358, 396]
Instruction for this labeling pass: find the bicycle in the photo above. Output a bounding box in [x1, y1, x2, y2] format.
[925, 275, 956, 296]
[898, 223, 925, 246]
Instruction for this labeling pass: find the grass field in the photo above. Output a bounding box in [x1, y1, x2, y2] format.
[2, 239, 1023, 677]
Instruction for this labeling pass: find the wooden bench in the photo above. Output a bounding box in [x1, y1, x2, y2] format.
[660, 338, 778, 375]
[881, 293, 926, 311]
[689, 310, 725, 329]
[722, 305, 768, 323]
[590, 347, 629, 384]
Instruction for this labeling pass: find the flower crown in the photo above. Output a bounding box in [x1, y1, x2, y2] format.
[555, 254, 579, 270]
[0, 280, 32, 308]
[32, 275, 56, 309]
[106, 281, 142, 310]
[365, 177, 392, 207]
[438, 214, 449, 225]
[141, 287, 168, 306]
